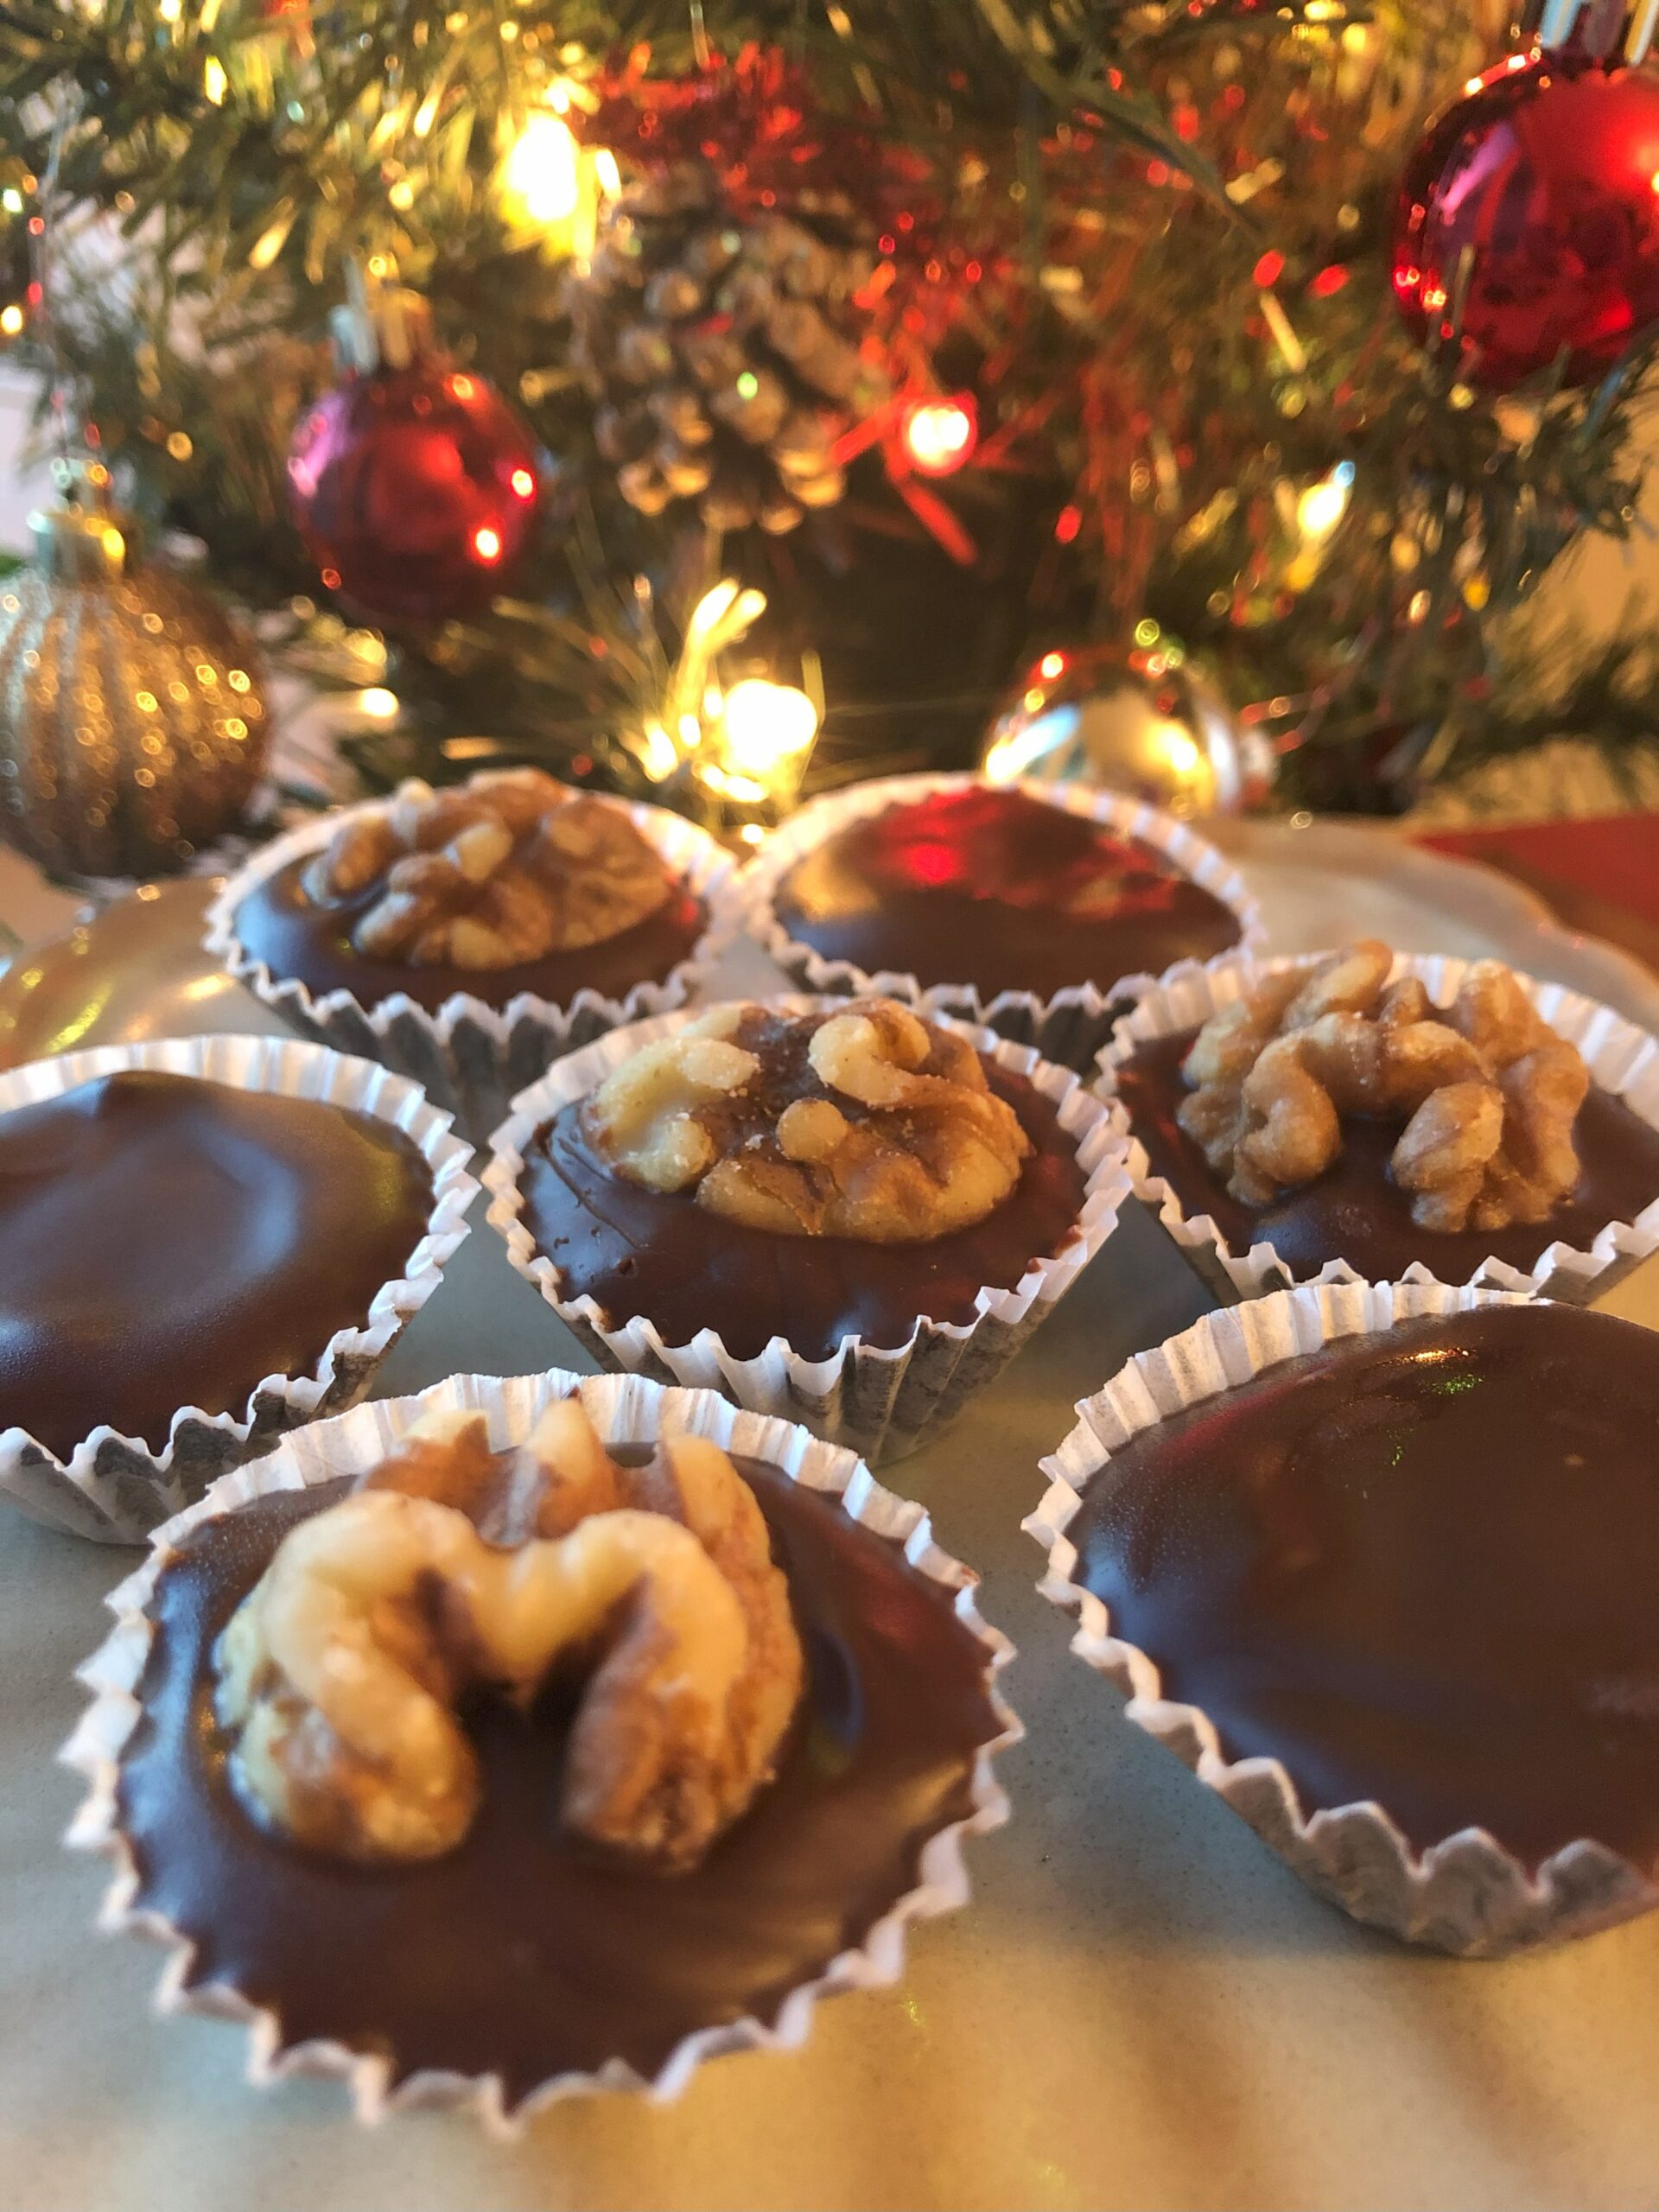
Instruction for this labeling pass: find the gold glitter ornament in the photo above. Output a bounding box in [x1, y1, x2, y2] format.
[0, 487, 270, 877]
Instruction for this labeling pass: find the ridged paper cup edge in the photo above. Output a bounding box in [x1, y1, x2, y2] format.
[203, 798, 740, 1083]
[730, 772, 1265, 1065]
[61, 1365, 1019, 2130]
[481, 997, 1135, 1463]
[1094, 949, 1659, 1303]
[1022, 1277, 1659, 1956]
[0, 1033, 476, 1543]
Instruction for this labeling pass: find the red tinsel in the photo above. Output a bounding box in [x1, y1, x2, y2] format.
[576, 45, 931, 227]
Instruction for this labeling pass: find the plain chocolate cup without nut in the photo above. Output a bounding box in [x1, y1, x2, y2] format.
[0, 1034, 475, 1542]
[1025, 1280, 1659, 1957]
[732, 772, 1264, 1074]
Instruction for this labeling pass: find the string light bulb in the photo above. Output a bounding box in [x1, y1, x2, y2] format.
[901, 394, 979, 476]
[1296, 460, 1354, 543]
[498, 107, 582, 229]
[719, 678, 820, 781]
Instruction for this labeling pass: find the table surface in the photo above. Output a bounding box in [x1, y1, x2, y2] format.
[3, 826, 1659, 2212]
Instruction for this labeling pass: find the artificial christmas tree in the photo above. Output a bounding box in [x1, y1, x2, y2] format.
[1, 0, 1656, 827]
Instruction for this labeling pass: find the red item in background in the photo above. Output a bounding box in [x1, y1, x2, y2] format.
[287, 359, 542, 625]
[1391, 50, 1659, 390]
[1415, 813, 1659, 976]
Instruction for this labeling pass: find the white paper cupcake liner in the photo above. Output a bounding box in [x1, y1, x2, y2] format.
[1024, 1277, 1659, 1956]
[1096, 948, 1659, 1306]
[0, 1034, 476, 1544]
[732, 771, 1265, 1071]
[482, 999, 1134, 1464]
[62, 1365, 1019, 2128]
[206, 794, 739, 1137]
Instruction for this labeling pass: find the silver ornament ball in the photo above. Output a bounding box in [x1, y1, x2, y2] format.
[982, 638, 1274, 817]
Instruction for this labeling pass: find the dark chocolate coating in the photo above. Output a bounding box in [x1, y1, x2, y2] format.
[518, 1061, 1089, 1361]
[1067, 1305, 1659, 1867]
[1116, 1026, 1659, 1281]
[772, 785, 1242, 1001]
[232, 854, 708, 1016]
[0, 1071, 433, 1459]
[117, 1460, 1002, 2101]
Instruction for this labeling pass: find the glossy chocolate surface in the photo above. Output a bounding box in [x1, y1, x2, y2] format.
[1069, 1305, 1659, 1866]
[118, 1459, 1001, 2099]
[0, 1071, 432, 1459]
[1117, 1026, 1659, 1280]
[232, 854, 708, 1016]
[772, 786, 1242, 1000]
[518, 1060, 1089, 1360]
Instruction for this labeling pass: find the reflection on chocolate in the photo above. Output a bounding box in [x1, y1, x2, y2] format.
[1068, 1305, 1659, 1867]
[118, 1459, 1001, 2100]
[1117, 1026, 1659, 1280]
[772, 786, 1242, 1000]
[232, 855, 708, 1017]
[518, 1060, 1089, 1360]
[0, 1071, 433, 1459]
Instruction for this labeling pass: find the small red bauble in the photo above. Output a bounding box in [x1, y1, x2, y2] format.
[1392, 49, 1659, 390]
[287, 359, 542, 624]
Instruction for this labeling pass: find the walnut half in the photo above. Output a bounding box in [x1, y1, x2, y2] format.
[302, 769, 677, 969]
[212, 1400, 804, 1870]
[1173, 943, 1591, 1236]
[582, 999, 1033, 1243]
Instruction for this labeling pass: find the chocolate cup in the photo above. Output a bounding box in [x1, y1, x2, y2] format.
[1096, 950, 1659, 1306]
[734, 773, 1264, 1073]
[65, 1368, 1018, 2126]
[207, 798, 738, 1140]
[1025, 1280, 1659, 1957]
[0, 1036, 475, 1543]
[483, 1001, 1134, 1464]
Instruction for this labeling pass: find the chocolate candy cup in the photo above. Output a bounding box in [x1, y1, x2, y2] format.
[207, 796, 738, 1139]
[0, 1035, 475, 1541]
[64, 1368, 1017, 2126]
[482, 1001, 1133, 1463]
[1098, 950, 1659, 1305]
[734, 772, 1263, 1072]
[1026, 1280, 1659, 1956]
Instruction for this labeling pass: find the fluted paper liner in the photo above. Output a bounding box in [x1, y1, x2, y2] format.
[1025, 1278, 1659, 1956]
[207, 794, 738, 1136]
[483, 1000, 1133, 1463]
[62, 1366, 1018, 2127]
[733, 771, 1265, 1071]
[0, 1034, 476, 1543]
[1097, 949, 1659, 1304]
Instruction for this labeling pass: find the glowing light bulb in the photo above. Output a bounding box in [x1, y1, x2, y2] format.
[510, 466, 536, 499]
[359, 686, 400, 721]
[1296, 464, 1352, 543]
[1038, 650, 1066, 681]
[901, 394, 978, 477]
[720, 679, 820, 779]
[499, 108, 581, 229]
[0, 303, 22, 337]
[472, 525, 504, 563]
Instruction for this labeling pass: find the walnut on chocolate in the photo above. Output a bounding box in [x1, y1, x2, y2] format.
[1175, 942, 1591, 1233]
[582, 998, 1033, 1243]
[302, 768, 676, 969]
[213, 1400, 804, 1871]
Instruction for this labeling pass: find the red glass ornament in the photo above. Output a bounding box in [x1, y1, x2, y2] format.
[286, 359, 542, 624]
[1392, 48, 1659, 389]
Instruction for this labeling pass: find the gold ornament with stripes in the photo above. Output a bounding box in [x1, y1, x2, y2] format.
[0, 486, 269, 878]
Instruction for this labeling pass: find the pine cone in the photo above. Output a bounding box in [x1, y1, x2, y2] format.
[569, 162, 887, 534]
